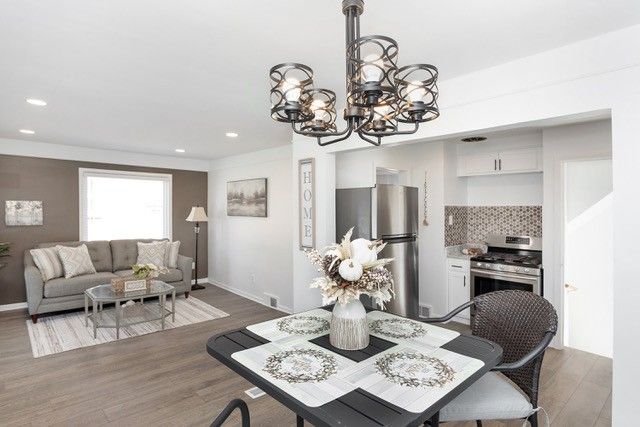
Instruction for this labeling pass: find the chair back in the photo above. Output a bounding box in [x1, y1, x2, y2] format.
[472, 290, 558, 405]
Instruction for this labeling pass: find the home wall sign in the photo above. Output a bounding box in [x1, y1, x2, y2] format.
[299, 158, 315, 249]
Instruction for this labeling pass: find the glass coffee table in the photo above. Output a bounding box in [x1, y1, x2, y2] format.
[84, 281, 176, 339]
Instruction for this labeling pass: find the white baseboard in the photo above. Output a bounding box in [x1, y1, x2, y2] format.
[0, 302, 28, 312]
[190, 277, 209, 285]
[210, 280, 293, 314]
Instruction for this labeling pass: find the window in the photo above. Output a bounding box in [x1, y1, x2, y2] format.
[79, 168, 172, 241]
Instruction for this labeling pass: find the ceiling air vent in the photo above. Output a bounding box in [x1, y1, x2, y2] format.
[460, 136, 487, 142]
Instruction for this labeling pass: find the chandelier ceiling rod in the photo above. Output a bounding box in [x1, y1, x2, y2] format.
[269, 0, 440, 147]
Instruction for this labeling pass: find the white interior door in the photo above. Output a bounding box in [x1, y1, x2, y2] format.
[563, 158, 613, 357]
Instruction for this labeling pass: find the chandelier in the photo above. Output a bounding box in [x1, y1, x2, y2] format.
[269, 0, 439, 147]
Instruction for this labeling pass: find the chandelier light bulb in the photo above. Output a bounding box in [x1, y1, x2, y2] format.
[374, 104, 392, 117]
[282, 77, 302, 102]
[311, 99, 328, 121]
[407, 80, 427, 103]
[361, 54, 384, 83]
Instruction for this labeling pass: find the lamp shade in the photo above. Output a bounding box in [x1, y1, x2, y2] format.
[186, 206, 208, 222]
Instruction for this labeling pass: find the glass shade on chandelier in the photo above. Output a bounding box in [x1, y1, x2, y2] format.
[268, 0, 440, 146]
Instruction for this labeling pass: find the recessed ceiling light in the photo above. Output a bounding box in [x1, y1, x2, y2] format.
[26, 98, 47, 106]
[175, 148, 186, 153]
[225, 132, 238, 138]
[19, 129, 35, 135]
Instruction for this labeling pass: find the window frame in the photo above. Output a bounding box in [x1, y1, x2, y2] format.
[78, 167, 173, 241]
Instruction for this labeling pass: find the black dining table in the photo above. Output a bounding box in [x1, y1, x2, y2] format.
[206, 308, 503, 427]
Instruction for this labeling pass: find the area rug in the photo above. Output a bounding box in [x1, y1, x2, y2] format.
[26, 297, 229, 358]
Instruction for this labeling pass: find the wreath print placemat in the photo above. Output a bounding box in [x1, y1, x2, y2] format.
[340, 342, 484, 413]
[232, 337, 358, 407]
[367, 310, 460, 349]
[246, 309, 332, 341]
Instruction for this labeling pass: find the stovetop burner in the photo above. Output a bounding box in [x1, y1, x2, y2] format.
[472, 252, 542, 268]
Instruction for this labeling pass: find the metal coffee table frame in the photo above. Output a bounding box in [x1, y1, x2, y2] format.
[84, 281, 176, 339]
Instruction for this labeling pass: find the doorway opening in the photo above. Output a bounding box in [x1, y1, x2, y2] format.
[562, 158, 613, 357]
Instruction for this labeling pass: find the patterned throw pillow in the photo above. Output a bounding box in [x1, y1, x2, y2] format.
[164, 241, 181, 268]
[56, 244, 97, 279]
[137, 241, 167, 267]
[30, 247, 64, 281]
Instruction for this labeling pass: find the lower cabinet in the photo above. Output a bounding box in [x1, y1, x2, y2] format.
[447, 259, 471, 321]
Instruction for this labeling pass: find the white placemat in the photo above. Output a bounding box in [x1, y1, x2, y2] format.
[231, 336, 358, 407]
[246, 309, 332, 341]
[367, 310, 460, 349]
[340, 341, 485, 413]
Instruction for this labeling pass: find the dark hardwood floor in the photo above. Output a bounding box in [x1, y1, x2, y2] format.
[0, 285, 611, 426]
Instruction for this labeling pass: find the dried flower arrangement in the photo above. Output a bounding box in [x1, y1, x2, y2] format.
[306, 228, 394, 308]
[131, 263, 167, 279]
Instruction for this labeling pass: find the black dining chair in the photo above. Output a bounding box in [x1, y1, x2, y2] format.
[423, 290, 558, 427]
[210, 398, 250, 427]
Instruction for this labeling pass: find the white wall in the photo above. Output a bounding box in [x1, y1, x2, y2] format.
[465, 173, 543, 206]
[208, 145, 293, 312]
[542, 120, 612, 348]
[335, 141, 449, 316]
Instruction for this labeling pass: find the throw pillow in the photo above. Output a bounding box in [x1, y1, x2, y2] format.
[165, 241, 181, 269]
[30, 247, 64, 282]
[56, 244, 97, 279]
[137, 241, 167, 267]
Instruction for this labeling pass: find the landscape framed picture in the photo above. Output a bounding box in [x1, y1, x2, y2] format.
[5, 200, 43, 226]
[227, 178, 268, 217]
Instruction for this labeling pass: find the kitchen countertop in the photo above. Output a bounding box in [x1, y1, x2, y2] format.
[446, 244, 487, 260]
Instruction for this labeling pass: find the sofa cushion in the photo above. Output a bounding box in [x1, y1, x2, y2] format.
[57, 244, 97, 278]
[35, 241, 112, 273]
[137, 241, 167, 267]
[114, 268, 182, 283]
[30, 247, 64, 281]
[110, 239, 168, 271]
[44, 272, 118, 298]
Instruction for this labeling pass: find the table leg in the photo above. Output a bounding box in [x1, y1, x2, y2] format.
[92, 301, 97, 338]
[161, 294, 166, 330]
[84, 294, 89, 326]
[115, 300, 120, 339]
[171, 290, 175, 322]
[296, 415, 304, 427]
[426, 411, 440, 426]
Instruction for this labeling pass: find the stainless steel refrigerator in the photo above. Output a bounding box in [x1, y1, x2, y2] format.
[336, 184, 419, 319]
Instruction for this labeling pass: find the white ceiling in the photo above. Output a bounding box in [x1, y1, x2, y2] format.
[1, 0, 638, 160]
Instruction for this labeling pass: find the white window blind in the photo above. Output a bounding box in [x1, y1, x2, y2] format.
[79, 168, 172, 241]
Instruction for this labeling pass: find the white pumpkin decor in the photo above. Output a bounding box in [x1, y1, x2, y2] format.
[307, 227, 395, 351]
[350, 238, 377, 264]
[338, 259, 363, 282]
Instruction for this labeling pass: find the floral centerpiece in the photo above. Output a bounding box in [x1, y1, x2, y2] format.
[132, 263, 167, 279]
[307, 228, 394, 350]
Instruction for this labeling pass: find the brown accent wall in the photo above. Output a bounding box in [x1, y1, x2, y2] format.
[0, 154, 207, 305]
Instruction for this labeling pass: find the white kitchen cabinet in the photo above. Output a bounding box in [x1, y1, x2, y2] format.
[447, 259, 471, 320]
[457, 147, 542, 177]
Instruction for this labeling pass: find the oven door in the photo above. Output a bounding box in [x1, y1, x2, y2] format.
[470, 268, 542, 299]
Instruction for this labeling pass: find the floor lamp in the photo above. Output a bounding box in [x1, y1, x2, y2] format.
[186, 206, 208, 291]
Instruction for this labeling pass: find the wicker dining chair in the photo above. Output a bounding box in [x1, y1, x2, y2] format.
[423, 290, 558, 427]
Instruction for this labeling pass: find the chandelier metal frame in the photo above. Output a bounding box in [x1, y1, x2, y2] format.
[269, 0, 440, 147]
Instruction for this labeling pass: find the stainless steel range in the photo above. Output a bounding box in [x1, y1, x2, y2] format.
[470, 234, 543, 301]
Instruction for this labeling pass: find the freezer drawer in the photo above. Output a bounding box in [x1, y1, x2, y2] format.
[374, 184, 418, 238]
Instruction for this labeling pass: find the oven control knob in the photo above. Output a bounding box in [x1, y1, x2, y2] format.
[524, 268, 530, 273]
[515, 267, 520, 273]
[497, 265, 503, 270]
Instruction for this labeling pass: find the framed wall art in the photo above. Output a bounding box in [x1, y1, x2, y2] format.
[5, 200, 43, 226]
[299, 158, 315, 250]
[227, 178, 267, 217]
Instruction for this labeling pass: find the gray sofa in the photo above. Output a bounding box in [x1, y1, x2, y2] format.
[24, 239, 193, 323]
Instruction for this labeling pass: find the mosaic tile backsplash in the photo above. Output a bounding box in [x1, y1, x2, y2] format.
[444, 205, 542, 246]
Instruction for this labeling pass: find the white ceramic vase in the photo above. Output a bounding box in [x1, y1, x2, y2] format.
[330, 297, 369, 350]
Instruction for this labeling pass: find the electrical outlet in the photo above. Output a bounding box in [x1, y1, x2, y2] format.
[250, 274, 256, 284]
[448, 215, 453, 226]
[191, 261, 195, 270]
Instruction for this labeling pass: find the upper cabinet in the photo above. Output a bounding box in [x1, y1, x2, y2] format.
[457, 147, 542, 177]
